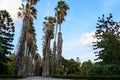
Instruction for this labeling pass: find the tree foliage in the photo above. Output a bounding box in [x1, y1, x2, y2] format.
[62, 57, 80, 75]
[81, 60, 92, 74]
[93, 14, 120, 64]
[6, 55, 16, 75]
[0, 10, 15, 75]
[88, 63, 120, 75]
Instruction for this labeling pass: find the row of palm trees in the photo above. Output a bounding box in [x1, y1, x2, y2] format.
[15, 0, 39, 76]
[15, 0, 69, 77]
[42, 0, 69, 76]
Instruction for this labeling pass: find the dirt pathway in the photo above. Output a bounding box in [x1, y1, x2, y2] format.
[18, 76, 71, 80]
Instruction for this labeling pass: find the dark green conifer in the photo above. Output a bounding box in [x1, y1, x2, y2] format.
[0, 10, 15, 75]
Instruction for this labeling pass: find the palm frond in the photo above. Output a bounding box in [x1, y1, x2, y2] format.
[28, 0, 39, 5]
[30, 7, 37, 19]
[55, 0, 69, 24]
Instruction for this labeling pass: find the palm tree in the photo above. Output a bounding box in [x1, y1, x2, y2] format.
[51, 7, 59, 76]
[55, 0, 69, 75]
[42, 16, 56, 76]
[15, 0, 38, 76]
[56, 0, 69, 32]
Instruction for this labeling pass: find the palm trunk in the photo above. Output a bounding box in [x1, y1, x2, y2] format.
[15, 24, 26, 76]
[55, 23, 58, 41]
[42, 42, 46, 76]
[59, 14, 62, 33]
[27, 45, 30, 76]
[42, 37, 50, 76]
[52, 41, 57, 75]
[46, 39, 50, 76]
[57, 32, 63, 75]
[15, 15, 30, 76]
[51, 22, 58, 75]
[58, 32, 63, 65]
[59, 24, 61, 33]
[57, 12, 63, 75]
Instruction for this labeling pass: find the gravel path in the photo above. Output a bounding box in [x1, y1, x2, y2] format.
[18, 76, 71, 80]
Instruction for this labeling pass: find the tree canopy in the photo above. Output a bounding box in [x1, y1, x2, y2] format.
[0, 10, 15, 75]
[93, 14, 120, 64]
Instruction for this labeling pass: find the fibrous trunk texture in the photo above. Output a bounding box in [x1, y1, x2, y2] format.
[15, 16, 30, 76]
[42, 36, 50, 76]
[52, 41, 57, 75]
[57, 32, 63, 75]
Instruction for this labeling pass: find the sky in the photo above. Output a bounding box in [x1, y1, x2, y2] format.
[1, 0, 120, 63]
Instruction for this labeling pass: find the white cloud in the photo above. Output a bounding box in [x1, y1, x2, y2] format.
[80, 32, 97, 47]
[62, 32, 97, 62]
[0, 0, 22, 21]
[63, 32, 96, 49]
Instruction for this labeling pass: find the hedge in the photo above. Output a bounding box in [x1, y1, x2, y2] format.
[0, 75, 25, 79]
[52, 75, 120, 80]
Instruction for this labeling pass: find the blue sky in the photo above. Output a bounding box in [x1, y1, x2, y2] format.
[1, 0, 120, 62]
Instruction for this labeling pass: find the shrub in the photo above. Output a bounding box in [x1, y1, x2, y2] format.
[0, 75, 25, 79]
[52, 74, 120, 80]
[88, 64, 120, 75]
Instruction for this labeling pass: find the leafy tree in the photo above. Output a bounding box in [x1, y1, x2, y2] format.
[0, 10, 15, 75]
[81, 60, 93, 74]
[62, 57, 81, 75]
[93, 14, 120, 64]
[88, 63, 120, 75]
[6, 54, 16, 75]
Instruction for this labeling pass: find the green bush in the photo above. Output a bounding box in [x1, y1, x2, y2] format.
[0, 75, 25, 79]
[88, 64, 120, 75]
[52, 75, 120, 80]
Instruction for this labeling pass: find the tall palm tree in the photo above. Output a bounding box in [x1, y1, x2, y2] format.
[15, 0, 38, 76]
[42, 16, 56, 76]
[51, 7, 59, 76]
[55, 0, 69, 75]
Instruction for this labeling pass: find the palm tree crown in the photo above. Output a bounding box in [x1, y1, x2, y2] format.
[55, 0, 69, 25]
[18, 1, 37, 22]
